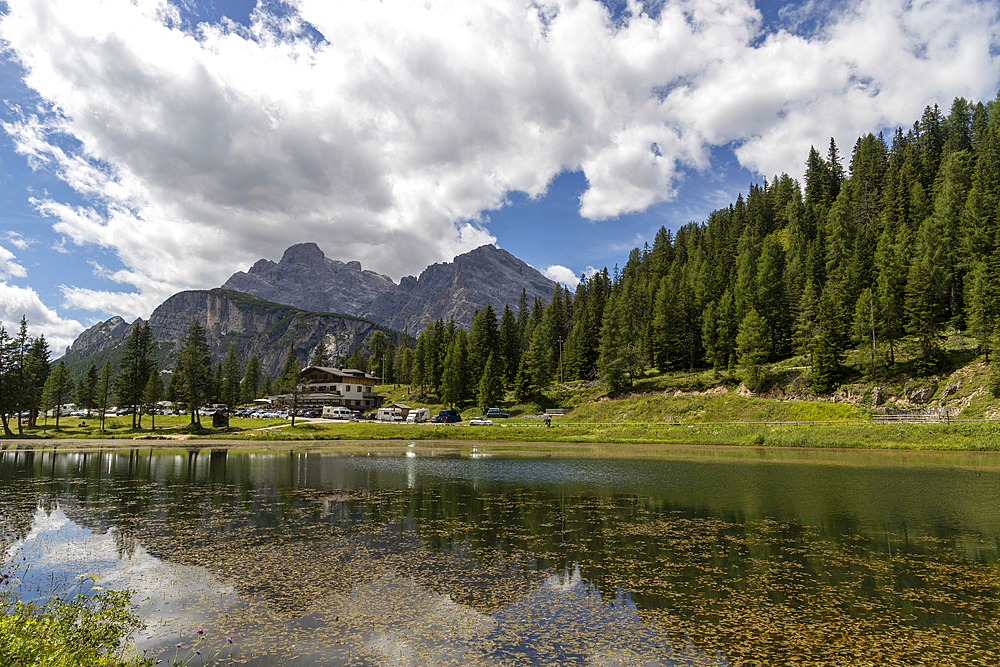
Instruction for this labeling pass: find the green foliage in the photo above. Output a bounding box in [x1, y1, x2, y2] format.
[736, 308, 770, 391]
[176, 320, 212, 427]
[0, 579, 151, 667]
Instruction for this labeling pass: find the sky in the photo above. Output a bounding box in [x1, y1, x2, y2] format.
[0, 0, 999, 354]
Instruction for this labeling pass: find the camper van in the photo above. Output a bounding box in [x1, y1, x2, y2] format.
[322, 406, 355, 420]
[377, 406, 405, 422]
[405, 408, 430, 423]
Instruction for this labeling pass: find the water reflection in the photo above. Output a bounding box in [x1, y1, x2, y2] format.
[2, 448, 1000, 665]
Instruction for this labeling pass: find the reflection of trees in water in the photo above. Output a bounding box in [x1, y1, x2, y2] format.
[3, 450, 1000, 665]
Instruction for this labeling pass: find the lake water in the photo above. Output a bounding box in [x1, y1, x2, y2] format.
[3, 445, 1000, 666]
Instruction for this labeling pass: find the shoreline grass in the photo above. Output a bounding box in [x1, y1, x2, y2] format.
[5, 417, 1000, 453]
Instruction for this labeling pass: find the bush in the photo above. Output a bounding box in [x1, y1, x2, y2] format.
[1, 581, 152, 667]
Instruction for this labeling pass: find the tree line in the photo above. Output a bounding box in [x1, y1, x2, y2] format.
[374, 91, 1000, 400]
[7, 89, 999, 428]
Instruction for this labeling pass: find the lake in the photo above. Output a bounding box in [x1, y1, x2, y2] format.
[2, 444, 1000, 666]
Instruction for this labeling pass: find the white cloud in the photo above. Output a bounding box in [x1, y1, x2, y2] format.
[3, 232, 34, 250]
[0, 0, 998, 317]
[0, 281, 84, 352]
[0, 244, 27, 279]
[542, 264, 581, 289]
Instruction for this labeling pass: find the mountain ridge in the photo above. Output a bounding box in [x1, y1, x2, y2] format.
[222, 242, 557, 333]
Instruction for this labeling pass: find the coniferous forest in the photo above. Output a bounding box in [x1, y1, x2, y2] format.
[394, 91, 1000, 406]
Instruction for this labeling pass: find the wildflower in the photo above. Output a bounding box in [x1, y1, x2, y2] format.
[197, 629, 204, 635]
[176, 644, 182, 648]
[227, 637, 233, 644]
[195, 650, 201, 655]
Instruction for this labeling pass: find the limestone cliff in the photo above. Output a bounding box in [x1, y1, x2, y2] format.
[63, 289, 395, 379]
[222, 242, 557, 332]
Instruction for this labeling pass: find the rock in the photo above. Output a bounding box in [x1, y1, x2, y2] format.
[64, 315, 131, 357]
[907, 386, 936, 404]
[872, 386, 885, 406]
[941, 381, 961, 398]
[63, 289, 383, 378]
[222, 243, 557, 332]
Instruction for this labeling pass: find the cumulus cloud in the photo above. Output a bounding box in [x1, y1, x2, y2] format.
[1, 0, 998, 318]
[0, 281, 84, 353]
[543, 264, 582, 289]
[0, 244, 27, 280]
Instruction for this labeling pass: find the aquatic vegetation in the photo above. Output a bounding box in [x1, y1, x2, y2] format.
[3, 450, 1000, 665]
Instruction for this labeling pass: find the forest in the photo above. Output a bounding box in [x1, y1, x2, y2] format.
[385, 90, 1000, 406]
[3, 90, 1000, 427]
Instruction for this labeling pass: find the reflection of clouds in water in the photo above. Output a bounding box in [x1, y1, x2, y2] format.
[477, 564, 730, 667]
[329, 566, 727, 667]
[10, 507, 725, 666]
[8, 507, 236, 653]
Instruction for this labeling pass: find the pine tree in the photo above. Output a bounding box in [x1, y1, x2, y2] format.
[176, 320, 212, 427]
[42, 362, 74, 431]
[116, 322, 154, 428]
[477, 352, 504, 411]
[76, 363, 99, 417]
[736, 308, 770, 391]
[96, 362, 114, 431]
[441, 329, 469, 408]
[24, 336, 50, 427]
[221, 344, 242, 410]
[143, 370, 164, 430]
[852, 288, 878, 376]
[310, 339, 330, 367]
[242, 354, 262, 402]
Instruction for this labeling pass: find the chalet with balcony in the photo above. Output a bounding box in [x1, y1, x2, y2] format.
[294, 366, 381, 411]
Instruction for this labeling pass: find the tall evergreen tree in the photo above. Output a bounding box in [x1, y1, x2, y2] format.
[176, 320, 212, 427]
[221, 343, 242, 410]
[143, 370, 164, 430]
[42, 362, 74, 431]
[116, 322, 154, 428]
[96, 362, 114, 431]
[477, 352, 504, 410]
[242, 354, 262, 403]
[76, 363, 99, 417]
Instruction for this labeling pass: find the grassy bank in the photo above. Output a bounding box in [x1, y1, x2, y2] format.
[9, 368, 1000, 451]
[7, 416, 1000, 452]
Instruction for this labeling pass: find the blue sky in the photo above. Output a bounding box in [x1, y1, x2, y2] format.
[1, 0, 999, 353]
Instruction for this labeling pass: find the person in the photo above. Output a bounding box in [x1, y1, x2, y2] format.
[544, 414, 550, 427]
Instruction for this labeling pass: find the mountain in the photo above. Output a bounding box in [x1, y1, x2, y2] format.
[222, 243, 557, 332]
[62, 289, 398, 379]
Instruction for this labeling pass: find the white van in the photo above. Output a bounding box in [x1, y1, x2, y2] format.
[322, 406, 355, 420]
[405, 408, 430, 423]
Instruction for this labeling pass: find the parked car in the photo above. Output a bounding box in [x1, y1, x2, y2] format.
[432, 409, 462, 423]
[485, 408, 510, 419]
[469, 417, 494, 426]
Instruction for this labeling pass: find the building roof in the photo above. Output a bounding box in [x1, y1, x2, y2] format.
[299, 366, 380, 381]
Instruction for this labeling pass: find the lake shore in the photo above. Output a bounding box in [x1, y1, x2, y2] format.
[5, 416, 1000, 456]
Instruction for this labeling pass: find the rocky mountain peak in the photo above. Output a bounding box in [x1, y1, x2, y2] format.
[279, 242, 327, 267]
[221, 243, 557, 331]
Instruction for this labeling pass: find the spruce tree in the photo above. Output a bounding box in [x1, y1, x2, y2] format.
[221, 343, 242, 410]
[96, 362, 114, 431]
[143, 370, 164, 429]
[76, 364, 99, 417]
[42, 362, 74, 431]
[176, 320, 212, 427]
[477, 352, 504, 411]
[736, 308, 770, 392]
[242, 354, 262, 402]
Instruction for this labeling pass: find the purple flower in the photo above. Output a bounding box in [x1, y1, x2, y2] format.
[176, 644, 182, 648]
[195, 650, 201, 655]
[196, 629, 204, 635]
[227, 637, 233, 644]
